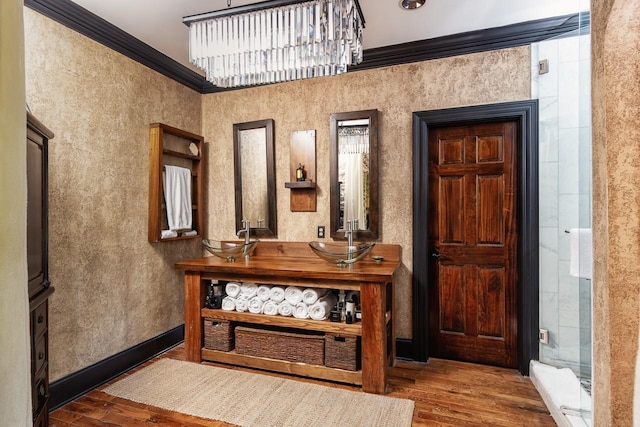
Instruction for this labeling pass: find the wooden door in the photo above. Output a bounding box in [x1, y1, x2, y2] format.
[428, 121, 518, 368]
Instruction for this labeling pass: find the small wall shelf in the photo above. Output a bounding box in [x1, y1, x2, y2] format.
[285, 130, 317, 212]
[284, 181, 316, 189]
[148, 123, 204, 243]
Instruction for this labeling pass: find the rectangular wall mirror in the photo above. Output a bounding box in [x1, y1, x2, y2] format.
[233, 119, 277, 238]
[329, 109, 379, 240]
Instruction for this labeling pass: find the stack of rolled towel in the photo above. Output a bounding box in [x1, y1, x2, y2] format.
[221, 282, 338, 321]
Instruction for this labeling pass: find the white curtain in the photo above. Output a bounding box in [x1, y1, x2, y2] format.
[340, 153, 366, 227]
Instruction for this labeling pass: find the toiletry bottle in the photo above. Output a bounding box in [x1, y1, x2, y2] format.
[330, 303, 341, 322]
[296, 163, 305, 181]
[346, 301, 355, 317]
[338, 290, 346, 322]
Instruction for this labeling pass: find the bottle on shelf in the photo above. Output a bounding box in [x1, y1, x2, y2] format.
[296, 163, 306, 181]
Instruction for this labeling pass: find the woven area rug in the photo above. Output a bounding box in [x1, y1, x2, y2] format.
[103, 358, 414, 427]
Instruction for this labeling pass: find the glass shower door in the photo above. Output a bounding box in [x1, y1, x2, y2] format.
[533, 6, 592, 426]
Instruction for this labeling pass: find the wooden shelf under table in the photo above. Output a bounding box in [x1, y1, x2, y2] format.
[201, 348, 362, 386]
[201, 308, 362, 336]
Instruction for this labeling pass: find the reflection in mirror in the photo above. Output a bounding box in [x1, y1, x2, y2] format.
[233, 119, 276, 238]
[330, 110, 378, 240]
[338, 119, 370, 230]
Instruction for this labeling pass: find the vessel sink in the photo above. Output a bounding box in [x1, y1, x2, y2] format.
[308, 241, 376, 267]
[202, 239, 258, 262]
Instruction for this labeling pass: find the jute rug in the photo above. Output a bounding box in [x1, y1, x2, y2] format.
[103, 358, 414, 427]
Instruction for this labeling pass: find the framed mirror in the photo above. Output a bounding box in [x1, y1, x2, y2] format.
[329, 109, 379, 240]
[233, 119, 277, 238]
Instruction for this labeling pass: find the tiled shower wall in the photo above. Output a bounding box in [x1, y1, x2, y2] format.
[532, 31, 592, 375]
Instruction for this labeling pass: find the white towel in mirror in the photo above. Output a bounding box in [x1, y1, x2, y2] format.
[163, 165, 192, 231]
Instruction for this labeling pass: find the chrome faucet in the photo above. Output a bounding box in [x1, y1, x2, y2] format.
[346, 220, 357, 247]
[237, 219, 250, 245]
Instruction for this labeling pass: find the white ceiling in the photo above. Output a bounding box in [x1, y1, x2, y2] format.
[69, 0, 584, 74]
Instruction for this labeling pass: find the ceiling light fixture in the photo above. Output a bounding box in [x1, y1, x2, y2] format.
[184, 0, 365, 88]
[400, 0, 426, 10]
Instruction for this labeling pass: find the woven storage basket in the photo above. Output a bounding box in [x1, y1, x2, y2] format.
[235, 326, 324, 365]
[325, 333, 361, 371]
[203, 318, 234, 351]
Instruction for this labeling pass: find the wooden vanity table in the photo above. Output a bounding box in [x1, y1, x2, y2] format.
[176, 242, 400, 394]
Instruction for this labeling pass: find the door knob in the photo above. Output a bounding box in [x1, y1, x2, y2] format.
[431, 248, 443, 258]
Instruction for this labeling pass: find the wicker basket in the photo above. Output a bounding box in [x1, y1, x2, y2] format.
[235, 326, 325, 365]
[325, 334, 361, 371]
[203, 318, 234, 351]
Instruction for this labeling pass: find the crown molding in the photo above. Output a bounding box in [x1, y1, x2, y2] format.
[24, 0, 590, 94]
[353, 12, 590, 72]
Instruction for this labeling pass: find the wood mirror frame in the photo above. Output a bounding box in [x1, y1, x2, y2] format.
[329, 109, 379, 241]
[233, 119, 277, 238]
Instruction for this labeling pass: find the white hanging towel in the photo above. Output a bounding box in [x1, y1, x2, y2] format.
[163, 165, 192, 231]
[569, 228, 592, 280]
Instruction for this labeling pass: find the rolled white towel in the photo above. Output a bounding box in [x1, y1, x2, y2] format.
[302, 287, 328, 305]
[257, 285, 271, 302]
[235, 298, 248, 312]
[221, 296, 236, 311]
[181, 230, 197, 237]
[240, 282, 259, 299]
[284, 286, 303, 305]
[309, 293, 338, 321]
[293, 302, 310, 319]
[269, 286, 285, 303]
[263, 300, 279, 316]
[277, 301, 294, 317]
[225, 282, 241, 298]
[248, 297, 264, 314]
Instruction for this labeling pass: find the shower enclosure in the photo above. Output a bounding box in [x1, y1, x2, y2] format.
[532, 5, 592, 426]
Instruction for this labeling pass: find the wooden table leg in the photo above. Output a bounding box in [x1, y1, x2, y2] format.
[184, 271, 204, 362]
[361, 282, 387, 394]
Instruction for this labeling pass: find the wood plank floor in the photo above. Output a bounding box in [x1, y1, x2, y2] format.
[50, 344, 555, 426]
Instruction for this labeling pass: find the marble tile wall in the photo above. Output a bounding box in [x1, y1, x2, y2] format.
[532, 32, 592, 375]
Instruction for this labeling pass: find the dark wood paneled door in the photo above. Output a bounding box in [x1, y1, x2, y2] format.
[428, 121, 518, 368]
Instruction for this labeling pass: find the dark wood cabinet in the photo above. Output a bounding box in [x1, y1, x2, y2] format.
[27, 112, 54, 426]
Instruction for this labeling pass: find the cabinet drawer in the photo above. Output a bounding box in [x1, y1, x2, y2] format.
[32, 335, 47, 375]
[32, 301, 47, 340]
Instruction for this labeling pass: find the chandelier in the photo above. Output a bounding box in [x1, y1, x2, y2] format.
[184, 0, 364, 88]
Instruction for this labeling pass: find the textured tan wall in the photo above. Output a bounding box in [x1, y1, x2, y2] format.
[1, 0, 32, 424]
[24, 9, 203, 381]
[202, 47, 531, 337]
[591, 0, 640, 424]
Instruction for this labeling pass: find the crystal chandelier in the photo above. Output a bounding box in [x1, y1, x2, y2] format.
[184, 0, 364, 88]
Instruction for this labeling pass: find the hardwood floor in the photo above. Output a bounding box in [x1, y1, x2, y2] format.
[50, 344, 555, 426]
